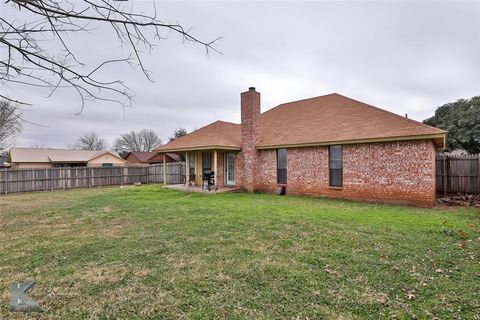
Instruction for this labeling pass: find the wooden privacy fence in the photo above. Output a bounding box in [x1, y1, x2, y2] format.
[0, 162, 185, 195]
[436, 154, 480, 194]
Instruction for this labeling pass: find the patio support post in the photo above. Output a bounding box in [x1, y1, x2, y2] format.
[163, 153, 167, 186]
[214, 150, 218, 188]
[185, 152, 189, 186]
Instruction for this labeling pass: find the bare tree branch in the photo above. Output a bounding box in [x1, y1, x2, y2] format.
[72, 131, 107, 150]
[113, 129, 161, 152]
[0, 100, 22, 150]
[0, 0, 222, 110]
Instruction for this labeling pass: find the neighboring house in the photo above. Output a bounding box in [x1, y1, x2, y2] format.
[9, 148, 127, 169]
[125, 151, 181, 165]
[154, 88, 447, 207]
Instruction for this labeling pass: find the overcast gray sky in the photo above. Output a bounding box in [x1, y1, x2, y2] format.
[4, 1, 480, 149]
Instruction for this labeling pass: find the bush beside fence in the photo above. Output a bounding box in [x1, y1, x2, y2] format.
[0, 163, 184, 195]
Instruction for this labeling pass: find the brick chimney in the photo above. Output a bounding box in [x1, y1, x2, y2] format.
[240, 87, 260, 191]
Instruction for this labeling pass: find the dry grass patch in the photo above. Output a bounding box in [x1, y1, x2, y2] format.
[0, 188, 104, 213]
[0, 186, 478, 319]
[74, 264, 131, 284]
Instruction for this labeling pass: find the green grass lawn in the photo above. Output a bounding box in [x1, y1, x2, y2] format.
[0, 186, 479, 319]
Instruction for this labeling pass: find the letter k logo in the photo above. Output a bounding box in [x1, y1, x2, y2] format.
[10, 280, 43, 312]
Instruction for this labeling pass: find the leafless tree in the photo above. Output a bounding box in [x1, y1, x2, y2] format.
[0, 100, 22, 151]
[113, 129, 161, 152]
[73, 131, 107, 150]
[0, 0, 221, 111]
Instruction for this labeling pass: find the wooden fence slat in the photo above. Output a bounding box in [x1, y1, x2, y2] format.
[0, 162, 185, 195]
[436, 154, 480, 194]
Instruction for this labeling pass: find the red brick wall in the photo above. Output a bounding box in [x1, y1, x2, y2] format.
[235, 152, 243, 188]
[240, 88, 261, 191]
[254, 149, 277, 190]
[251, 140, 436, 207]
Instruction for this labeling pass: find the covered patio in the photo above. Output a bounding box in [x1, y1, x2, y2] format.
[158, 148, 239, 191]
[153, 120, 242, 191]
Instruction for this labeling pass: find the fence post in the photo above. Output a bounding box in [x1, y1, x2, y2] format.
[146, 166, 149, 184]
[447, 157, 451, 195]
[120, 167, 123, 186]
[62, 169, 66, 190]
[88, 167, 91, 188]
[163, 155, 167, 186]
[4, 170, 7, 195]
[443, 156, 447, 196]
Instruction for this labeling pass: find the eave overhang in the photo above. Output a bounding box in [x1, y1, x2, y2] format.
[256, 133, 447, 151]
[155, 145, 241, 153]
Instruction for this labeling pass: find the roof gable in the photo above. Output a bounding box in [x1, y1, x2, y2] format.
[127, 151, 157, 163]
[257, 93, 445, 148]
[88, 151, 125, 163]
[154, 121, 241, 152]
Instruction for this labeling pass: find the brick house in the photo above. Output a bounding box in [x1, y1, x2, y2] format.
[154, 88, 446, 206]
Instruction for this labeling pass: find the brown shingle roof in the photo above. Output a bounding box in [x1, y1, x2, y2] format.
[127, 151, 157, 163]
[257, 93, 446, 148]
[154, 121, 241, 152]
[163, 153, 182, 162]
[9, 148, 125, 163]
[127, 151, 182, 163]
[154, 93, 446, 152]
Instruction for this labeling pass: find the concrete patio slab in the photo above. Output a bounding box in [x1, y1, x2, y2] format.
[164, 184, 238, 194]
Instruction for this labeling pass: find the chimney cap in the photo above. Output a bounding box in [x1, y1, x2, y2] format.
[248, 87, 256, 91]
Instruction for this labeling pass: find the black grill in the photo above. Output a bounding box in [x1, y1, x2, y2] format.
[202, 170, 215, 191]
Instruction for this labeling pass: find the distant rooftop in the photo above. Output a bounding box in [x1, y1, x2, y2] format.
[9, 148, 124, 163]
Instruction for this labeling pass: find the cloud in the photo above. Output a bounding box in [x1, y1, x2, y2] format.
[3, 1, 479, 148]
